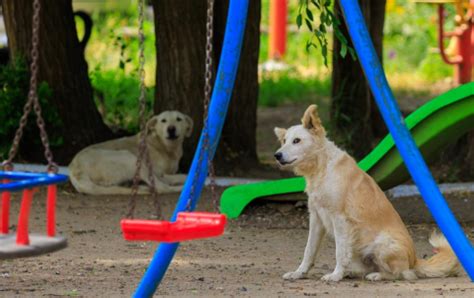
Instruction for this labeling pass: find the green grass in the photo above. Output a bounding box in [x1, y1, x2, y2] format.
[259, 69, 330, 107]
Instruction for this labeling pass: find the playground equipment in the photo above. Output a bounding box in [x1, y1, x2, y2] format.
[0, 0, 68, 259]
[127, 0, 473, 295]
[416, 0, 474, 84]
[221, 83, 474, 217]
[340, 0, 473, 280]
[119, 0, 225, 245]
[223, 0, 474, 283]
[126, 0, 249, 296]
[0, 172, 68, 259]
[122, 212, 226, 242]
[269, 0, 287, 60]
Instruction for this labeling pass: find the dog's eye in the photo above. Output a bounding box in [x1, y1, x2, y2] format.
[283, 139, 286, 143]
[293, 138, 301, 144]
[161, 119, 167, 123]
[177, 117, 182, 122]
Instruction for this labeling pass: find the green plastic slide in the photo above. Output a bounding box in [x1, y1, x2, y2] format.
[220, 83, 474, 218]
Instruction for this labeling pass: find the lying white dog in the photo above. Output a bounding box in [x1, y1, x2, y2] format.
[69, 111, 193, 195]
[274, 105, 461, 282]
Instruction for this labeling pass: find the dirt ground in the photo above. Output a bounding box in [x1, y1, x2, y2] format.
[1, 187, 473, 297]
[2, 103, 474, 297]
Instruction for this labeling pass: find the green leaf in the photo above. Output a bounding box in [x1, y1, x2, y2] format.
[306, 8, 314, 21]
[305, 18, 313, 32]
[340, 43, 348, 58]
[311, 0, 320, 9]
[296, 14, 302, 28]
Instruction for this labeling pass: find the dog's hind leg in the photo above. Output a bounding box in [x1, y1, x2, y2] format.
[283, 211, 326, 280]
[366, 253, 415, 281]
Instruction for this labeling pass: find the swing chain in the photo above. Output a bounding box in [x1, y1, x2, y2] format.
[127, 0, 160, 219]
[186, 0, 218, 212]
[203, 0, 219, 212]
[2, 0, 58, 174]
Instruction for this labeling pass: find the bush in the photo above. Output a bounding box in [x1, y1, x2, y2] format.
[0, 58, 63, 161]
[89, 66, 154, 133]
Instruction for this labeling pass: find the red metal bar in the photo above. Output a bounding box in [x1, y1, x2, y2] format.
[46, 185, 57, 237]
[470, 0, 474, 72]
[1, 180, 10, 234]
[457, 21, 472, 83]
[269, 0, 287, 59]
[16, 189, 34, 245]
[438, 4, 463, 65]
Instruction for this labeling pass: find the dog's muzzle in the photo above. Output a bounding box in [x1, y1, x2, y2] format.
[167, 126, 179, 140]
[274, 152, 296, 165]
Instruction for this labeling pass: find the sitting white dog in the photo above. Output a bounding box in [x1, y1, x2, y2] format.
[69, 111, 193, 195]
[274, 105, 461, 282]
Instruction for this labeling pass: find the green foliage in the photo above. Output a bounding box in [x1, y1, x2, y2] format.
[418, 53, 453, 81]
[85, 7, 155, 78]
[90, 65, 154, 132]
[0, 58, 63, 160]
[383, 0, 453, 81]
[82, 5, 155, 133]
[82, 0, 455, 117]
[297, 0, 355, 66]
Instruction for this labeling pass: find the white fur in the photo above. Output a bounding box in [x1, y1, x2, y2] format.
[276, 105, 461, 282]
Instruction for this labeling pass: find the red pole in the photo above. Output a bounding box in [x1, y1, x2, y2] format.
[46, 185, 56, 237]
[471, 21, 474, 82]
[16, 189, 34, 245]
[458, 22, 472, 83]
[1, 187, 10, 234]
[269, 0, 287, 60]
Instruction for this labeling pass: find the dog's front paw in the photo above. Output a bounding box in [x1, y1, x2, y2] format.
[321, 272, 343, 282]
[283, 271, 306, 280]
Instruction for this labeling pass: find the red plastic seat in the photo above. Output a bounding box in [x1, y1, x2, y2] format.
[121, 212, 227, 243]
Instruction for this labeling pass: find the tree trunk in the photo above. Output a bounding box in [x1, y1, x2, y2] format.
[152, 0, 260, 173]
[2, 0, 112, 163]
[331, 0, 386, 159]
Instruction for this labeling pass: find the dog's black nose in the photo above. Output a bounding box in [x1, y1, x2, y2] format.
[274, 152, 283, 161]
[167, 126, 176, 135]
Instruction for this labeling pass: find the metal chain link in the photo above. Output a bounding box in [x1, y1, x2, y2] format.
[127, 0, 160, 219]
[186, 0, 219, 212]
[2, 0, 58, 173]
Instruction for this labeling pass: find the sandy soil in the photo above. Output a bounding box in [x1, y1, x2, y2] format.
[2, 101, 473, 297]
[1, 187, 473, 297]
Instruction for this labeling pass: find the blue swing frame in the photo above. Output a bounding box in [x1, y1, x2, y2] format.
[0, 171, 68, 192]
[133, 0, 474, 296]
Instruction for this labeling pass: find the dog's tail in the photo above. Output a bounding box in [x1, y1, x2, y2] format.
[414, 232, 462, 278]
[68, 160, 149, 195]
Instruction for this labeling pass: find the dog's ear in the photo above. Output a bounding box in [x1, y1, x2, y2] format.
[301, 105, 325, 135]
[274, 127, 287, 143]
[146, 115, 159, 134]
[184, 115, 194, 137]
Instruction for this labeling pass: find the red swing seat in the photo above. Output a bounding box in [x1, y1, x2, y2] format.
[121, 212, 226, 243]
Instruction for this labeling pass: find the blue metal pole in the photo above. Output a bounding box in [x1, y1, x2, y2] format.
[133, 1, 250, 296]
[338, 0, 474, 280]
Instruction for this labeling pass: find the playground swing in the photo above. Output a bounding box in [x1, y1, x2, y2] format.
[0, 0, 68, 259]
[120, 0, 226, 243]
